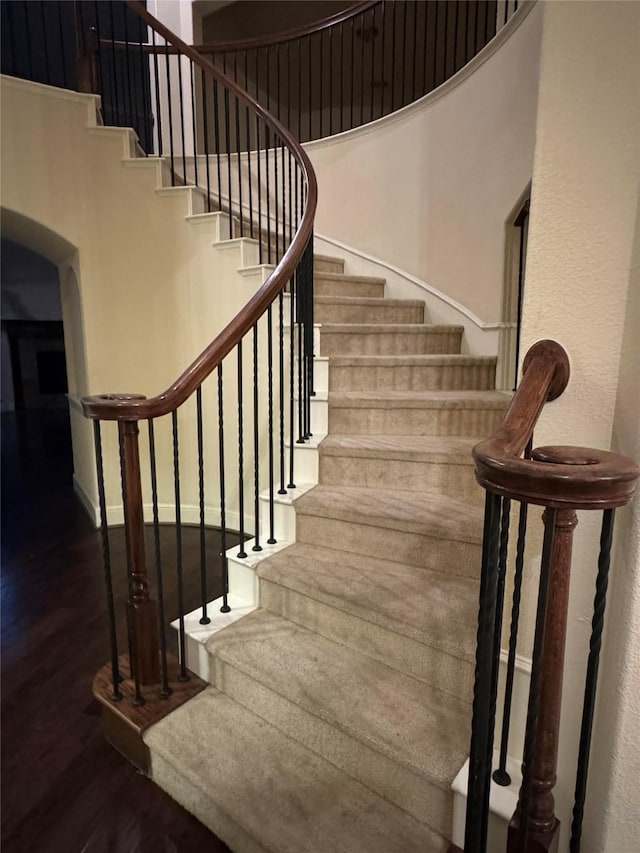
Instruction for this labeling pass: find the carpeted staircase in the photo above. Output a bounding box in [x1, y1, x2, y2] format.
[144, 256, 509, 852]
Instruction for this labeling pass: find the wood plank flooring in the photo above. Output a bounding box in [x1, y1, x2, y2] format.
[1, 408, 231, 852]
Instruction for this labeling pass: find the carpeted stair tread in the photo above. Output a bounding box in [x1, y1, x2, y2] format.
[328, 354, 495, 367]
[315, 295, 422, 308]
[319, 433, 477, 463]
[207, 610, 470, 790]
[315, 272, 387, 285]
[319, 323, 463, 334]
[294, 484, 483, 545]
[329, 389, 510, 407]
[145, 688, 448, 853]
[257, 542, 477, 663]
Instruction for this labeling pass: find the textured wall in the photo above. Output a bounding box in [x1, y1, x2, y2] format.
[519, 2, 640, 850]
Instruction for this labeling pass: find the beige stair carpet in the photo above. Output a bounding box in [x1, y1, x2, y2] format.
[145, 255, 509, 852]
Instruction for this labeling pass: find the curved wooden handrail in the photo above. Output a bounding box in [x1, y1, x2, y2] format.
[195, 2, 377, 54]
[474, 340, 640, 509]
[82, 0, 317, 422]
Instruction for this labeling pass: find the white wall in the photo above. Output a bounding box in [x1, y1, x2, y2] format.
[305, 2, 542, 326]
[519, 2, 640, 850]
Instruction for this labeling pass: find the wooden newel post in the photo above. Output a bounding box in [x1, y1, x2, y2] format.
[119, 420, 161, 686]
[509, 507, 578, 853]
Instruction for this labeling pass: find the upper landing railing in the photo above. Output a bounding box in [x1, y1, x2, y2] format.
[465, 340, 639, 853]
[191, 0, 521, 144]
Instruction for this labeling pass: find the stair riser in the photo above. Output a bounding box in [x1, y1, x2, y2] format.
[329, 405, 507, 437]
[315, 304, 424, 324]
[329, 363, 496, 392]
[210, 657, 454, 837]
[319, 454, 482, 500]
[259, 579, 475, 702]
[314, 258, 345, 274]
[296, 514, 481, 579]
[314, 279, 384, 298]
[320, 330, 462, 356]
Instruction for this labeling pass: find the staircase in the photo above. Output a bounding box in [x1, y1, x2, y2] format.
[144, 256, 509, 851]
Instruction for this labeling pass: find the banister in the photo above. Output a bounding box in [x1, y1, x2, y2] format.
[473, 340, 640, 508]
[82, 0, 317, 422]
[192, 2, 378, 54]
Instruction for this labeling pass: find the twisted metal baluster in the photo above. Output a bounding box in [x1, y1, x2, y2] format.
[569, 509, 616, 853]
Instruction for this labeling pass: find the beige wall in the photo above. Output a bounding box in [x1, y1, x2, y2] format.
[519, 2, 640, 849]
[0, 76, 272, 524]
[305, 2, 542, 325]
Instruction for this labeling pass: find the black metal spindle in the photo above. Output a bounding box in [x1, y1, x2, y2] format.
[319, 32, 323, 138]
[464, 490, 502, 853]
[217, 365, 231, 612]
[473, 0, 481, 59]
[286, 42, 292, 135]
[224, 84, 233, 228]
[453, 0, 460, 73]
[23, 1, 34, 81]
[390, 1, 396, 111]
[189, 61, 198, 183]
[213, 78, 222, 209]
[274, 133, 279, 258]
[278, 290, 287, 495]
[195, 387, 210, 625]
[137, 18, 150, 154]
[201, 70, 212, 210]
[369, 6, 376, 122]
[329, 27, 334, 136]
[252, 324, 262, 552]
[256, 117, 263, 263]
[380, 2, 386, 118]
[6, 2, 17, 77]
[164, 40, 176, 184]
[493, 499, 529, 786]
[339, 22, 345, 132]
[108, 3, 120, 128]
[411, 0, 419, 101]
[237, 342, 248, 557]
[516, 507, 557, 852]
[56, 1, 68, 88]
[176, 50, 187, 182]
[122, 6, 134, 130]
[359, 12, 366, 125]
[297, 37, 302, 141]
[432, 1, 439, 89]
[39, 1, 50, 85]
[235, 95, 244, 236]
[92, 421, 122, 701]
[350, 18, 355, 129]
[307, 35, 312, 142]
[443, 1, 450, 83]
[147, 419, 171, 697]
[265, 126, 272, 262]
[171, 410, 188, 681]
[267, 306, 276, 543]
[569, 509, 616, 853]
[400, 3, 408, 106]
[422, 0, 429, 95]
[151, 32, 162, 156]
[246, 104, 254, 236]
[92, 2, 106, 119]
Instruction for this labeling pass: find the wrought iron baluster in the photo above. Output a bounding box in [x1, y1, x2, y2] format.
[171, 411, 189, 681]
[569, 509, 616, 853]
[217, 364, 231, 613]
[147, 418, 171, 697]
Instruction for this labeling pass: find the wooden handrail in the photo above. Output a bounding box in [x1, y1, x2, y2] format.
[194, 2, 377, 54]
[473, 340, 640, 509]
[81, 0, 317, 422]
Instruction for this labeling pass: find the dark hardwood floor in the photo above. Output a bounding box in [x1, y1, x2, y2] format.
[1, 408, 231, 852]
